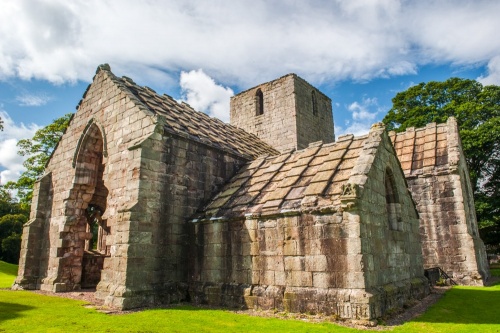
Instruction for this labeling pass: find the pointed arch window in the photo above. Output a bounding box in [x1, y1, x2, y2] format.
[385, 168, 401, 230]
[312, 90, 318, 116]
[255, 89, 264, 116]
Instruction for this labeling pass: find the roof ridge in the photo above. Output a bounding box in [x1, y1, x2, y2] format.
[93, 64, 279, 159]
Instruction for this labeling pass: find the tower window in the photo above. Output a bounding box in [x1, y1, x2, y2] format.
[312, 90, 318, 116]
[385, 168, 401, 230]
[255, 89, 264, 116]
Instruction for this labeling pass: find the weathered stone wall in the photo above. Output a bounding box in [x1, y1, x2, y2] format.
[407, 163, 489, 285]
[230, 74, 334, 152]
[391, 119, 490, 285]
[352, 131, 428, 316]
[294, 77, 335, 150]
[15, 173, 53, 289]
[15, 68, 157, 300]
[189, 128, 429, 320]
[15, 66, 265, 309]
[110, 131, 247, 308]
[190, 213, 378, 319]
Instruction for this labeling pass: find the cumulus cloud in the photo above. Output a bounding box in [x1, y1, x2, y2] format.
[477, 56, 500, 85]
[180, 69, 234, 122]
[1, 0, 499, 87]
[16, 92, 52, 106]
[348, 98, 379, 121]
[336, 97, 386, 136]
[0, 110, 39, 184]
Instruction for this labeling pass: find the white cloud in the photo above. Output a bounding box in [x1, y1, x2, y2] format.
[0, 110, 39, 184]
[477, 56, 500, 85]
[348, 98, 379, 121]
[180, 69, 234, 122]
[337, 97, 386, 136]
[16, 93, 52, 106]
[0, 0, 499, 87]
[336, 122, 373, 137]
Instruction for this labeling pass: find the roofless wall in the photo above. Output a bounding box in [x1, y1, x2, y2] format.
[390, 118, 490, 285]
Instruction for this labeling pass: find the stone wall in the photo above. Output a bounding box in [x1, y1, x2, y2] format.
[407, 164, 489, 285]
[15, 67, 157, 297]
[390, 119, 490, 285]
[189, 128, 429, 320]
[230, 74, 334, 152]
[294, 76, 335, 150]
[189, 213, 379, 319]
[352, 131, 428, 316]
[15, 65, 267, 309]
[106, 131, 247, 308]
[15, 173, 53, 289]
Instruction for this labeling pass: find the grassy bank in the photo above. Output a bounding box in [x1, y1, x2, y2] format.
[1, 261, 499, 332]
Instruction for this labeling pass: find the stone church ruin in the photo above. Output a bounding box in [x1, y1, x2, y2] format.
[14, 64, 489, 320]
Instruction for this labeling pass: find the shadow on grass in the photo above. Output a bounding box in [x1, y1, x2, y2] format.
[0, 301, 35, 324]
[413, 287, 500, 325]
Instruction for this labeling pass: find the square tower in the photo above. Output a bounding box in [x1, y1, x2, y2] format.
[230, 74, 335, 152]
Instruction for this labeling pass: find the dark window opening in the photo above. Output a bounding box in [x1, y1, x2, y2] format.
[385, 168, 401, 230]
[312, 90, 318, 116]
[256, 89, 264, 116]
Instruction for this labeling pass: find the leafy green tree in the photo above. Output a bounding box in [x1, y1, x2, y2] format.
[383, 78, 500, 250]
[6, 113, 72, 204]
[1, 234, 22, 264]
[0, 187, 30, 217]
[0, 213, 27, 264]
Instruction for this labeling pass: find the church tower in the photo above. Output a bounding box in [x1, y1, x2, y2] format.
[230, 74, 335, 152]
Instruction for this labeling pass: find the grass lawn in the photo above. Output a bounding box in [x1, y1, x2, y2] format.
[0, 261, 18, 288]
[1, 261, 499, 333]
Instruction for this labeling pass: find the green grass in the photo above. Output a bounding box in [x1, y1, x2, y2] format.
[1, 261, 500, 332]
[490, 263, 500, 277]
[0, 261, 17, 288]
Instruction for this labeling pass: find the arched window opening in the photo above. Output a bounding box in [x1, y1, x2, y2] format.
[69, 123, 110, 288]
[255, 89, 264, 116]
[385, 168, 401, 230]
[312, 90, 318, 116]
[85, 204, 109, 252]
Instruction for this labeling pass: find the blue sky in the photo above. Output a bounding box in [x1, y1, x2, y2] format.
[1, 0, 499, 184]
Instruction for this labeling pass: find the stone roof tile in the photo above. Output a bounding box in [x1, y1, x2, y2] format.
[389, 117, 459, 175]
[199, 131, 383, 220]
[110, 71, 279, 159]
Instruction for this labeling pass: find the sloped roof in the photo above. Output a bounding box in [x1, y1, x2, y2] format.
[97, 65, 278, 159]
[389, 117, 460, 176]
[197, 126, 389, 220]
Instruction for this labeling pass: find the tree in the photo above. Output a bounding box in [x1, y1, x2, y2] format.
[0, 213, 27, 264]
[383, 78, 500, 250]
[1, 234, 22, 264]
[6, 113, 73, 204]
[0, 115, 3, 131]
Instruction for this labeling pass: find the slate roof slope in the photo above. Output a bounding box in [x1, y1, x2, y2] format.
[389, 117, 459, 176]
[198, 125, 389, 220]
[97, 65, 279, 159]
